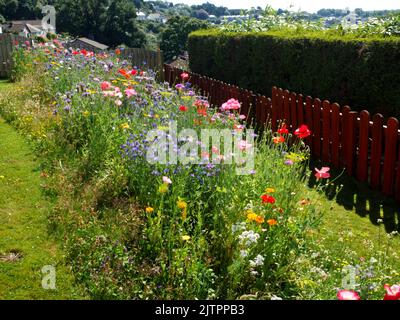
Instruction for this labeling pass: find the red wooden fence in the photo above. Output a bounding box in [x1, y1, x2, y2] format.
[164, 64, 400, 203]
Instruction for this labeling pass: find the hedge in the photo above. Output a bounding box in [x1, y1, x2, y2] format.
[188, 29, 400, 118]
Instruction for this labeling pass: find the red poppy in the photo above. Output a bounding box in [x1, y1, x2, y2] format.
[294, 125, 311, 139]
[130, 69, 137, 76]
[179, 105, 188, 112]
[383, 284, 400, 300]
[261, 194, 276, 204]
[115, 48, 121, 55]
[197, 107, 207, 116]
[80, 49, 88, 56]
[118, 69, 131, 79]
[277, 124, 289, 134]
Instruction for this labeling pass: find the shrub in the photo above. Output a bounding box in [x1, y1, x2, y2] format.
[188, 29, 400, 118]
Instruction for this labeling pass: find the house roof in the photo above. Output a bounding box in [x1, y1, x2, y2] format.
[73, 37, 109, 50]
[26, 24, 42, 33]
[147, 13, 162, 19]
[7, 24, 27, 33]
[11, 20, 42, 27]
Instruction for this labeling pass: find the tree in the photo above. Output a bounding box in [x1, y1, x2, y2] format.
[101, 0, 146, 47]
[193, 9, 209, 20]
[160, 15, 209, 62]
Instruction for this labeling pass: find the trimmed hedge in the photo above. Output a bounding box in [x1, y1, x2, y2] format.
[188, 29, 400, 117]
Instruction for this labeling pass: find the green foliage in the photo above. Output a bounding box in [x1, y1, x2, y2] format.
[101, 0, 146, 48]
[188, 29, 400, 117]
[160, 15, 209, 62]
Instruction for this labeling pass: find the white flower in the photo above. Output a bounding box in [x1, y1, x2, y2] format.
[250, 254, 264, 267]
[271, 295, 283, 300]
[240, 250, 248, 258]
[238, 230, 260, 247]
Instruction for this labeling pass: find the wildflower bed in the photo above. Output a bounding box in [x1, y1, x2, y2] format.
[0, 43, 399, 300]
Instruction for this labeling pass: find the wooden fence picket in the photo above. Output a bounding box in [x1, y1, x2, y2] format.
[164, 65, 400, 203]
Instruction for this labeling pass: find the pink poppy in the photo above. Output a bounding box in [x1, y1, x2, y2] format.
[101, 81, 111, 91]
[238, 140, 252, 151]
[125, 88, 137, 98]
[162, 176, 172, 185]
[315, 167, 330, 180]
[337, 290, 361, 300]
[221, 99, 241, 112]
[181, 72, 189, 80]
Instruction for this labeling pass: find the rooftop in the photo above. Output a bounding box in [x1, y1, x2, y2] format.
[73, 37, 109, 50]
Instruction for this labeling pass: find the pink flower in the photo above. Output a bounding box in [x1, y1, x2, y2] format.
[383, 284, 400, 300]
[162, 176, 172, 185]
[115, 99, 122, 106]
[337, 290, 361, 300]
[315, 167, 330, 180]
[181, 72, 189, 80]
[221, 99, 241, 112]
[238, 140, 252, 151]
[125, 88, 137, 98]
[103, 90, 116, 97]
[101, 81, 111, 91]
[201, 151, 210, 159]
[239, 115, 246, 120]
[211, 146, 219, 154]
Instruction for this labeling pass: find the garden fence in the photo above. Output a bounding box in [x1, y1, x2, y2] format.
[120, 48, 164, 81]
[164, 64, 400, 203]
[0, 34, 32, 78]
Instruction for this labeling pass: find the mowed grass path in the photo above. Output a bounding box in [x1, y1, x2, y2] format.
[0, 82, 85, 299]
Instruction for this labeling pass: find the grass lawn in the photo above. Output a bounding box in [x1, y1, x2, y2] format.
[308, 163, 400, 270]
[0, 80, 86, 299]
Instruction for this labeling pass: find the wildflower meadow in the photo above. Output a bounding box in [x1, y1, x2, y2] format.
[0, 40, 399, 301]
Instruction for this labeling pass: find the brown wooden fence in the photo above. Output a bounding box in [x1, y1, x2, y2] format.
[120, 48, 164, 81]
[164, 64, 400, 203]
[0, 34, 32, 78]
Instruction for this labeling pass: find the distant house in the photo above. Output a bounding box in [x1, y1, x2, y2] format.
[147, 13, 167, 23]
[342, 11, 361, 29]
[67, 37, 109, 52]
[0, 20, 45, 37]
[137, 11, 147, 21]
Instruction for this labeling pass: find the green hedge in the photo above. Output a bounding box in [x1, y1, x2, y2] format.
[188, 29, 400, 117]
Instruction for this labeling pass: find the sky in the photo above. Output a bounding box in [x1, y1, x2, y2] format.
[165, 0, 400, 12]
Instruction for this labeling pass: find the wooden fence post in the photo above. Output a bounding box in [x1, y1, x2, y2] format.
[382, 118, 399, 196]
[357, 110, 370, 182]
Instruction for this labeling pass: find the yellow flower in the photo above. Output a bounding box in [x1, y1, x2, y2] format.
[177, 200, 188, 220]
[120, 123, 130, 130]
[145, 207, 154, 213]
[177, 200, 187, 210]
[82, 111, 90, 117]
[154, 114, 160, 119]
[247, 212, 258, 222]
[265, 188, 275, 193]
[182, 235, 191, 241]
[158, 183, 169, 194]
[0, 175, 4, 180]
